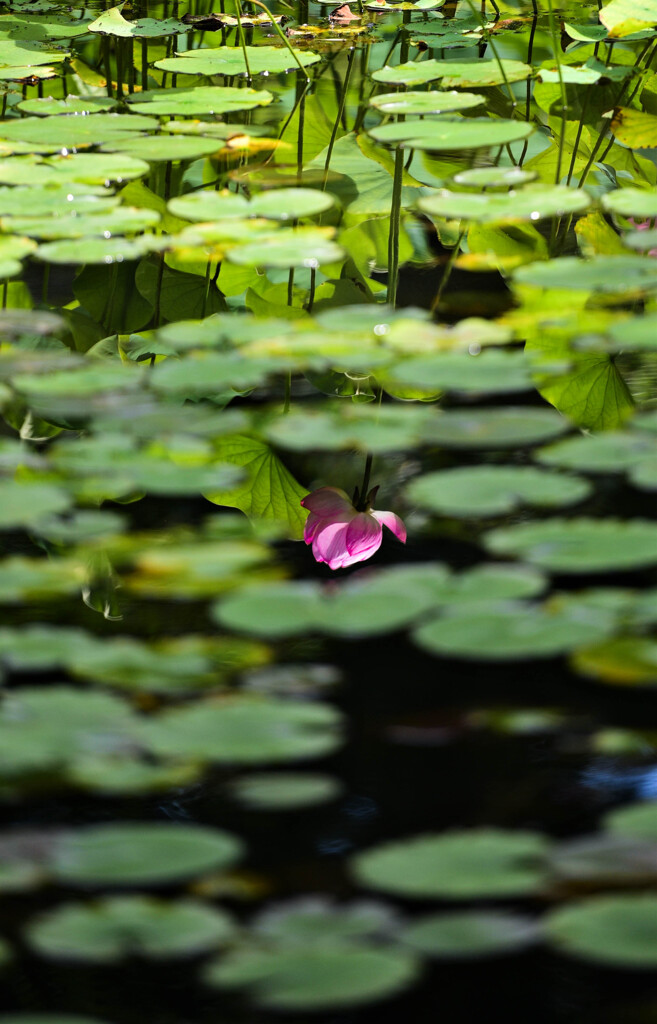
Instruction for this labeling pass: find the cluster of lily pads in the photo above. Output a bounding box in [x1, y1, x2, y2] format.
[0, 0, 655, 1017]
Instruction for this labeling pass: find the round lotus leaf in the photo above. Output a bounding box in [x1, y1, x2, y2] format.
[101, 134, 222, 162]
[537, 431, 656, 473]
[369, 116, 534, 152]
[0, 480, 70, 529]
[602, 312, 657, 352]
[601, 187, 657, 218]
[452, 167, 537, 188]
[17, 96, 118, 115]
[144, 696, 343, 764]
[26, 896, 237, 961]
[388, 350, 547, 394]
[51, 823, 243, 886]
[371, 58, 531, 87]
[604, 801, 657, 839]
[4, 206, 160, 240]
[0, 113, 156, 147]
[623, 226, 657, 251]
[229, 772, 342, 810]
[265, 405, 431, 454]
[253, 898, 397, 945]
[401, 910, 539, 958]
[227, 229, 344, 268]
[418, 185, 590, 223]
[369, 89, 484, 115]
[420, 407, 570, 448]
[0, 186, 119, 217]
[0, 153, 149, 186]
[88, 7, 186, 36]
[36, 234, 165, 265]
[13, 362, 143, 396]
[352, 829, 551, 899]
[0, 66, 59, 82]
[167, 190, 250, 221]
[549, 832, 657, 887]
[545, 895, 657, 968]
[155, 46, 321, 77]
[203, 945, 418, 1010]
[413, 601, 611, 660]
[513, 255, 657, 294]
[127, 86, 274, 116]
[484, 518, 657, 573]
[571, 637, 657, 686]
[249, 187, 335, 220]
[66, 755, 201, 795]
[0, 38, 67, 67]
[406, 466, 590, 517]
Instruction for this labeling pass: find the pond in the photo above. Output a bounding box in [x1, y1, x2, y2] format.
[0, 0, 655, 1021]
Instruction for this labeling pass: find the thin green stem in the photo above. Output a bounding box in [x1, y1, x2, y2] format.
[546, 0, 567, 183]
[323, 46, 356, 186]
[387, 145, 405, 308]
[430, 228, 465, 315]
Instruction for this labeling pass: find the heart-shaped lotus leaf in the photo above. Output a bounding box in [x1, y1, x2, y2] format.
[537, 431, 656, 473]
[352, 829, 551, 898]
[265, 404, 432, 453]
[406, 466, 591, 517]
[602, 187, 657, 218]
[485, 518, 657, 573]
[0, 686, 143, 776]
[513, 255, 657, 294]
[127, 86, 274, 115]
[414, 599, 613, 659]
[368, 116, 534, 151]
[0, 556, 82, 603]
[142, 695, 343, 764]
[370, 90, 484, 115]
[18, 96, 118, 115]
[571, 637, 657, 686]
[228, 772, 342, 810]
[3, 206, 160, 239]
[0, 153, 150, 186]
[36, 233, 166, 264]
[387, 349, 555, 395]
[604, 801, 657, 839]
[88, 6, 186, 36]
[452, 166, 537, 188]
[100, 134, 223, 162]
[227, 227, 344, 268]
[203, 945, 418, 1010]
[372, 57, 531, 87]
[418, 185, 590, 223]
[51, 822, 243, 886]
[401, 911, 539, 958]
[26, 896, 236, 961]
[155, 46, 321, 77]
[545, 895, 657, 968]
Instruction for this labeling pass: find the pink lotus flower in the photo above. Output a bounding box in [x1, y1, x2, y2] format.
[301, 486, 406, 570]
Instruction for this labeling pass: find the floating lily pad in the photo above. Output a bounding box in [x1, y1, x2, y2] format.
[0, 153, 150, 185]
[352, 829, 551, 899]
[406, 466, 591, 517]
[0, 113, 156, 149]
[571, 637, 657, 686]
[17, 96, 118, 115]
[26, 896, 236, 961]
[451, 167, 537, 188]
[204, 945, 419, 1010]
[4, 206, 160, 239]
[0, 480, 70, 529]
[513, 255, 657, 294]
[545, 895, 657, 968]
[371, 58, 531, 87]
[401, 911, 539, 958]
[226, 228, 344, 268]
[228, 772, 342, 810]
[88, 6, 186, 36]
[100, 134, 223, 163]
[604, 801, 657, 839]
[0, 185, 119, 217]
[418, 186, 590, 223]
[143, 696, 344, 764]
[51, 823, 243, 886]
[387, 350, 553, 395]
[602, 187, 657, 218]
[36, 234, 165, 265]
[369, 116, 534, 152]
[369, 90, 484, 115]
[127, 86, 274, 116]
[484, 519, 657, 573]
[537, 431, 656, 474]
[155, 46, 321, 77]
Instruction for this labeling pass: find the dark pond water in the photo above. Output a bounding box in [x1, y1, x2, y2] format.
[0, 0, 655, 1022]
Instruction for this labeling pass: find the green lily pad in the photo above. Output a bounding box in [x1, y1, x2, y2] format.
[452, 167, 537, 188]
[0, 37, 67, 67]
[484, 519, 657, 573]
[401, 911, 539, 958]
[36, 234, 165, 264]
[406, 466, 591, 517]
[387, 350, 554, 395]
[604, 801, 657, 839]
[352, 829, 551, 899]
[100, 134, 223, 162]
[249, 187, 336, 220]
[4, 206, 160, 239]
[369, 90, 484, 115]
[155, 46, 321, 77]
[265, 405, 431, 454]
[203, 945, 419, 1010]
[17, 96, 118, 115]
[51, 823, 243, 886]
[537, 431, 656, 474]
[0, 480, 70, 529]
[0, 152, 150, 185]
[127, 86, 274, 116]
[413, 602, 612, 660]
[227, 228, 344, 268]
[602, 187, 657, 218]
[513, 255, 657, 294]
[228, 772, 342, 810]
[0, 556, 81, 603]
[26, 896, 236, 961]
[0, 185, 119, 217]
[88, 6, 186, 36]
[0, 114, 155, 150]
[66, 756, 201, 795]
[571, 637, 657, 686]
[371, 58, 531, 87]
[545, 895, 657, 968]
[418, 185, 590, 223]
[369, 116, 534, 152]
